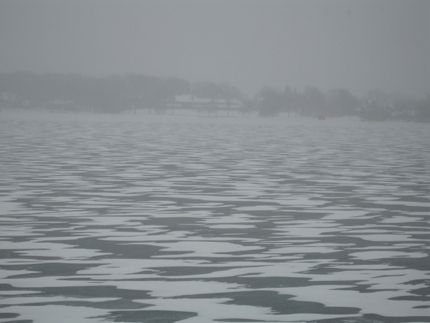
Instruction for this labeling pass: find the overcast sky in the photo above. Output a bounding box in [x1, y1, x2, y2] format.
[1, 0, 429, 97]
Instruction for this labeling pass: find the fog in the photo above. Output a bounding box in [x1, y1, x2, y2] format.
[1, 0, 429, 97]
[1, 2, 430, 323]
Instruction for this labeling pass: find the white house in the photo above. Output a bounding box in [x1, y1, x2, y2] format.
[164, 95, 243, 111]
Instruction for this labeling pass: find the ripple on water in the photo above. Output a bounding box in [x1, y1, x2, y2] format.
[0, 115, 429, 322]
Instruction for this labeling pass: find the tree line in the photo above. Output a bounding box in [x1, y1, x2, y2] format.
[0, 72, 243, 113]
[257, 86, 430, 121]
[1, 72, 429, 121]
[257, 86, 359, 118]
[0, 72, 189, 112]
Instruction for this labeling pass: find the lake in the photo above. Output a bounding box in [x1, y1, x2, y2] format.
[0, 111, 429, 323]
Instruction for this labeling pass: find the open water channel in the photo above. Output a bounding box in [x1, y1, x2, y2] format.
[0, 111, 429, 323]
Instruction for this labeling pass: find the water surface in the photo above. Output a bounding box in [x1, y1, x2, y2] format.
[1, 112, 429, 323]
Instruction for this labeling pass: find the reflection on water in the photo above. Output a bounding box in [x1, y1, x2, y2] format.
[0, 112, 429, 323]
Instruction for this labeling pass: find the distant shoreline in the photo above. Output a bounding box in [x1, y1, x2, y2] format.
[3, 108, 427, 126]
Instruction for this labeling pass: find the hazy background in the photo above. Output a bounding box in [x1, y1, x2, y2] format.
[1, 0, 429, 98]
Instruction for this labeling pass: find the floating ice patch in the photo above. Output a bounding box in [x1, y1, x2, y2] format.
[5, 275, 105, 289]
[348, 234, 415, 242]
[0, 226, 42, 237]
[0, 295, 117, 306]
[0, 269, 40, 279]
[136, 297, 356, 323]
[349, 250, 427, 260]
[366, 196, 400, 201]
[16, 247, 111, 259]
[2, 304, 108, 323]
[207, 224, 256, 229]
[274, 285, 430, 318]
[235, 205, 279, 211]
[0, 240, 111, 260]
[322, 209, 372, 220]
[266, 243, 350, 255]
[151, 241, 264, 257]
[380, 215, 423, 223]
[116, 280, 245, 298]
[271, 221, 342, 238]
[407, 212, 430, 217]
[99, 230, 190, 242]
[0, 200, 21, 215]
[200, 213, 262, 224]
[372, 201, 430, 207]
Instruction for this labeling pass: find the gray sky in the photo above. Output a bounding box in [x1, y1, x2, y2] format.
[1, 0, 429, 97]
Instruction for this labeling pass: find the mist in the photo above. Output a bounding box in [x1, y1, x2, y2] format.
[1, 0, 429, 97]
[1, 2, 430, 323]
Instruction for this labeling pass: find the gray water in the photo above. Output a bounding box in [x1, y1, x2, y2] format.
[1, 111, 429, 323]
